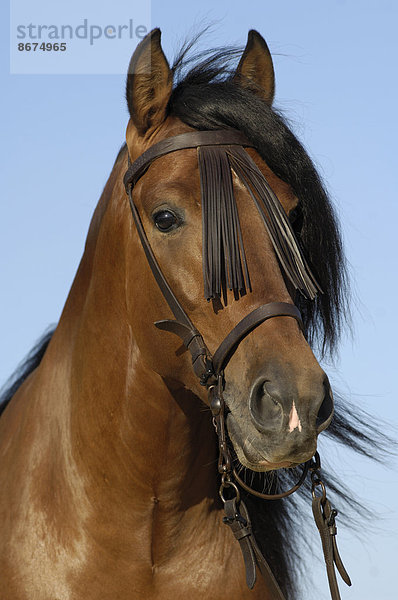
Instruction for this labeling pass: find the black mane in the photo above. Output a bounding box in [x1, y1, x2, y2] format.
[0, 328, 54, 417]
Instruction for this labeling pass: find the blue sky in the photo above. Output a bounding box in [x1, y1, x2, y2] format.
[1, 1, 397, 598]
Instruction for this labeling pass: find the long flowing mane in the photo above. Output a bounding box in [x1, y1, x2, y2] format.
[1, 40, 391, 598]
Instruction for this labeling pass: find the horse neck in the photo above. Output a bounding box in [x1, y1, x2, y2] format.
[36, 154, 218, 516]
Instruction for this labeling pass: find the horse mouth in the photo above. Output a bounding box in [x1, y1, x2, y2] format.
[226, 412, 313, 472]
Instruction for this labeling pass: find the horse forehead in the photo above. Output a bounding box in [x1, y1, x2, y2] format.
[155, 148, 199, 181]
[138, 149, 201, 204]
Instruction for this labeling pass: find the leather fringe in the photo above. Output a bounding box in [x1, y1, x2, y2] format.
[198, 146, 251, 301]
[198, 144, 321, 302]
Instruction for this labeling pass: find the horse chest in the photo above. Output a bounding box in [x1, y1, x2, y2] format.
[72, 532, 272, 600]
[4, 534, 272, 599]
[72, 509, 272, 599]
[1, 496, 272, 600]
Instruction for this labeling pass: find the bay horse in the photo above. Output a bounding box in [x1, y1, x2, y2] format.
[0, 29, 381, 599]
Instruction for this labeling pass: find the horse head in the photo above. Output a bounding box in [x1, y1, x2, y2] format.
[123, 29, 334, 473]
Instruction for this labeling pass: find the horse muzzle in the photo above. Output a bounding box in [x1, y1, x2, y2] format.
[224, 370, 334, 471]
[248, 372, 334, 435]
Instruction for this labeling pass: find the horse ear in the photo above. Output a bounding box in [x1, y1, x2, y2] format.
[126, 29, 173, 135]
[234, 30, 275, 105]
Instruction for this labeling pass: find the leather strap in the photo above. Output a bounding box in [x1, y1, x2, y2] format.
[154, 302, 302, 385]
[212, 302, 303, 375]
[312, 496, 351, 600]
[233, 459, 310, 501]
[154, 319, 211, 382]
[223, 498, 286, 599]
[127, 190, 192, 328]
[124, 129, 254, 190]
[127, 187, 213, 382]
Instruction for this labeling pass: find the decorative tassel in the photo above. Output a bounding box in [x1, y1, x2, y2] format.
[198, 146, 251, 301]
[227, 146, 321, 300]
[198, 143, 321, 303]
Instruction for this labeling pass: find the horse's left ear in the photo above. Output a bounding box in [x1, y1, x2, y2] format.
[126, 29, 173, 135]
[233, 30, 275, 105]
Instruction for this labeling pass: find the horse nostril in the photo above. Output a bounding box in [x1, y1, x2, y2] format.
[249, 379, 284, 433]
[316, 377, 334, 432]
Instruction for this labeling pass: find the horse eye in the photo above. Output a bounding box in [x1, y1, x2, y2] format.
[153, 210, 179, 232]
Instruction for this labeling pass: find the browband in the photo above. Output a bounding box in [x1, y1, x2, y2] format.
[124, 129, 254, 190]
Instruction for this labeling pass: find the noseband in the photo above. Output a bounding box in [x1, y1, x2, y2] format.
[124, 129, 350, 600]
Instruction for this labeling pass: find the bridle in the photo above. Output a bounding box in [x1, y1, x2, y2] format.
[124, 128, 350, 600]
[124, 130, 304, 383]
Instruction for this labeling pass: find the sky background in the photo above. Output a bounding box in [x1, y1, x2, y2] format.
[1, 1, 397, 598]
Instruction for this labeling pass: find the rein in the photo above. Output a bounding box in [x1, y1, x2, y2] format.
[124, 129, 350, 600]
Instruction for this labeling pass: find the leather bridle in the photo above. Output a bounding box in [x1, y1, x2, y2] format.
[123, 128, 350, 600]
[124, 130, 305, 388]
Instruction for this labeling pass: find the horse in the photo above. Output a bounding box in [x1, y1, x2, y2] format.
[0, 29, 382, 599]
